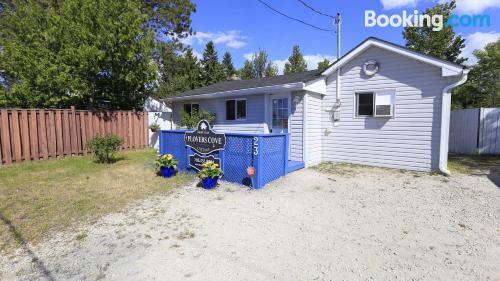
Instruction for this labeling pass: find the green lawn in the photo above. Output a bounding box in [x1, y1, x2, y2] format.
[448, 154, 500, 175]
[0, 149, 194, 253]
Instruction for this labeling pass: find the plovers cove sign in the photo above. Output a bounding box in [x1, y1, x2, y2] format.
[184, 120, 226, 154]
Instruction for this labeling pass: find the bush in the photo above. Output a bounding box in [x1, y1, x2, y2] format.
[86, 134, 124, 163]
[180, 110, 216, 129]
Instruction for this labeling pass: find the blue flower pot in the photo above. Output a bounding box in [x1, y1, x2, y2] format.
[160, 166, 175, 178]
[202, 176, 219, 189]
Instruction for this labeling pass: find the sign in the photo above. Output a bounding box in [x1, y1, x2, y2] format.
[189, 153, 221, 171]
[185, 120, 226, 154]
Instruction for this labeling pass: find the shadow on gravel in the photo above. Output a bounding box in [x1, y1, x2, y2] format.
[0, 212, 56, 281]
[449, 154, 500, 188]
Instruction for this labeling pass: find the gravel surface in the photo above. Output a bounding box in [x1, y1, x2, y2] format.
[1, 165, 499, 281]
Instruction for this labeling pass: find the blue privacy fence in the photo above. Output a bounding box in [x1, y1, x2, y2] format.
[159, 130, 291, 188]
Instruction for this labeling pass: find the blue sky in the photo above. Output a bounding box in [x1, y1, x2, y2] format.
[183, 0, 499, 73]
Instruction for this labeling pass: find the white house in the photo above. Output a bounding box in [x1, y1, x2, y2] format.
[162, 37, 469, 174]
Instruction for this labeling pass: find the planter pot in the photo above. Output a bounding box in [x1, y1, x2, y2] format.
[201, 176, 219, 189]
[160, 166, 175, 178]
[150, 128, 159, 133]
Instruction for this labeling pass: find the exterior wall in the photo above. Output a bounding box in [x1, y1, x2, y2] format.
[322, 46, 455, 171]
[304, 92, 322, 166]
[290, 91, 304, 161]
[172, 94, 266, 134]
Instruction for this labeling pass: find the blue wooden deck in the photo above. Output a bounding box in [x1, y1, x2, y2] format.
[287, 160, 305, 173]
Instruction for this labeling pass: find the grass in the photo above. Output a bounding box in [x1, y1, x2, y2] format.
[0, 149, 194, 253]
[448, 154, 500, 175]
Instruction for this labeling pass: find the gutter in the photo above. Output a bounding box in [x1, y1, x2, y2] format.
[438, 69, 469, 175]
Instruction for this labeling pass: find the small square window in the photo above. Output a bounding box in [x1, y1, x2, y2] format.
[226, 99, 246, 120]
[356, 91, 395, 117]
[356, 93, 374, 116]
[183, 103, 199, 116]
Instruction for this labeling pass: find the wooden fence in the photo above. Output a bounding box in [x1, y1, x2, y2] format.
[0, 107, 148, 165]
[449, 108, 500, 155]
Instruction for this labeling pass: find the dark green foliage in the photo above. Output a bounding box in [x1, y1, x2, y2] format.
[453, 39, 500, 109]
[200, 41, 225, 85]
[239, 50, 278, 79]
[284, 45, 308, 74]
[142, 0, 196, 39]
[155, 44, 202, 98]
[239, 60, 255, 80]
[317, 58, 331, 70]
[180, 110, 216, 129]
[222, 52, 236, 78]
[0, 0, 195, 109]
[86, 134, 125, 163]
[403, 0, 466, 65]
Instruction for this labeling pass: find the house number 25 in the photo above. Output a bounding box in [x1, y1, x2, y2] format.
[253, 137, 258, 156]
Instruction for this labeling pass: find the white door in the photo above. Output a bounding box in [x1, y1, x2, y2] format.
[269, 95, 290, 134]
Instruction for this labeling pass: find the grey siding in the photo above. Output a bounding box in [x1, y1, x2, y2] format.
[290, 91, 304, 161]
[172, 94, 266, 133]
[305, 92, 322, 166]
[322, 46, 456, 171]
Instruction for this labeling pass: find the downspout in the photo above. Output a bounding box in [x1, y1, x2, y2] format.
[439, 69, 469, 175]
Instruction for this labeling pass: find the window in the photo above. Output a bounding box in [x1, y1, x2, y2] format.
[226, 99, 246, 120]
[355, 91, 395, 117]
[183, 103, 199, 116]
[272, 98, 289, 129]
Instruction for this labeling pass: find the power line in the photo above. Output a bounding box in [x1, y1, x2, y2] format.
[297, 0, 336, 19]
[256, 0, 334, 32]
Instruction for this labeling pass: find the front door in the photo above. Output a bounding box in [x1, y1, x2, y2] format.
[270, 95, 289, 134]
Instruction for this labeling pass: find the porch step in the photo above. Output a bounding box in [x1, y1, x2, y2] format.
[287, 160, 305, 173]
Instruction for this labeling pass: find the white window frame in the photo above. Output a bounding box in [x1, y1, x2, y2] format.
[183, 102, 199, 116]
[354, 90, 395, 118]
[225, 98, 247, 121]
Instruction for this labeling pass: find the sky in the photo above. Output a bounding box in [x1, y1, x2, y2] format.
[183, 0, 499, 74]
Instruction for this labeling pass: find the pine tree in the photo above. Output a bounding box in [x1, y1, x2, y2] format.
[184, 48, 203, 90]
[403, 0, 466, 65]
[252, 50, 269, 78]
[222, 51, 236, 78]
[284, 45, 308, 74]
[200, 41, 225, 85]
[239, 60, 255, 80]
[317, 58, 331, 70]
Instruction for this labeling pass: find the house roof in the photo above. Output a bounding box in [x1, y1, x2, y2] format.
[165, 37, 467, 101]
[166, 69, 322, 99]
[321, 37, 466, 77]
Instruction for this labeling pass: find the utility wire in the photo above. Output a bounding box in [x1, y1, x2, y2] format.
[256, 0, 334, 32]
[297, 0, 336, 19]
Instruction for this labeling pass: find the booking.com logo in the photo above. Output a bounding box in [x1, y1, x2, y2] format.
[365, 10, 491, 31]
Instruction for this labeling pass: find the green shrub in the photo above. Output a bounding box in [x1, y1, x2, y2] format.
[86, 134, 124, 163]
[180, 110, 216, 129]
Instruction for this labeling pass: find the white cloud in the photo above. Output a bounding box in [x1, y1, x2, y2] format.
[440, 0, 500, 14]
[380, 0, 418, 9]
[243, 53, 254, 61]
[181, 30, 247, 49]
[272, 54, 336, 74]
[461, 32, 500, 65]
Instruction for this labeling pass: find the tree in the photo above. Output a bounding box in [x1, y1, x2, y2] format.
[239, 60, 255, 80]
[0, 0, 196, 109]
[265, 63, 279, 77]
[284, 45, 308, 74]
[239, 49, 277, 79]
[222, 52, 236, 78]
[200, 41, 225, 85]
[317, 58, 331, 70]
[403, 0, 466, 65]
[453, 39, 500, 109]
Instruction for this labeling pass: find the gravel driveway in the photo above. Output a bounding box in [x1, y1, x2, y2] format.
[1, 165, 499, 281]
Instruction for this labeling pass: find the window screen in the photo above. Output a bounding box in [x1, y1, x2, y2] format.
[236, 100, 246, 119]
[226, 100, 235, 120]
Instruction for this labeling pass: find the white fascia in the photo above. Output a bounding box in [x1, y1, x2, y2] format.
[303, 77, 326, 95]
[439, 69, 469, 175]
